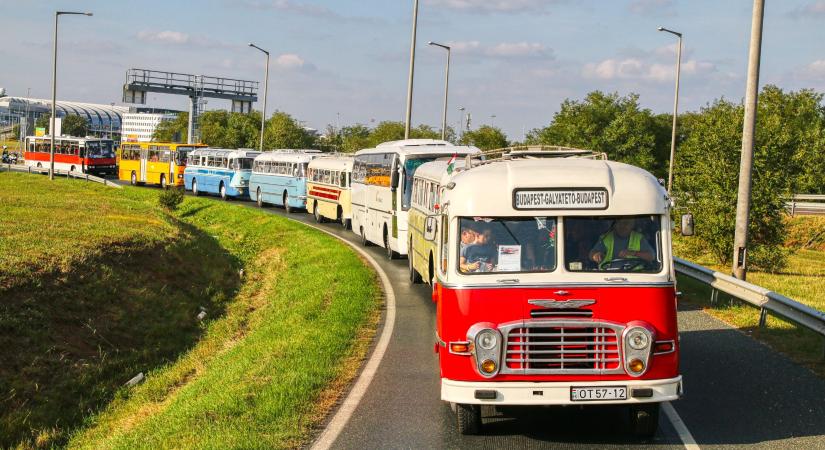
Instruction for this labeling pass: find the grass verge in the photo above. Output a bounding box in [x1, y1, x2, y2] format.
[0, 172, 381, 448]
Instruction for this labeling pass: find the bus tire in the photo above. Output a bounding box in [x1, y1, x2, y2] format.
[130, 171, 137, 186]
[192, 179, 199, 196]
[70, 165, 76, 173]
[256, 188, 263, 208]
[283, 192, 292, 213]
[160, 174, 167, 189]
[337, 206, 348, 229]
[360, 227, 370, 247]
[36, 162, 42, 168]
[629, 403, 659, 438]
[219, 182, 227, 200]
[455, 403, 481, 435]
[341, 217, 350, 230]
[409, 239, 422, 284]
[383, 227, 396, 260]
[314, 202, 324, 223]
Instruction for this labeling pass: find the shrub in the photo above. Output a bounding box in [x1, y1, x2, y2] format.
[158, 187, 184, 211]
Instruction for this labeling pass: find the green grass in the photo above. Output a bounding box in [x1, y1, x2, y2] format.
[674, 226, 825, 377]
[0, 172, 381, 449]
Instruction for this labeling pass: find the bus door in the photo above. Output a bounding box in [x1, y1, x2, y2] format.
[140, 148, 148, 182]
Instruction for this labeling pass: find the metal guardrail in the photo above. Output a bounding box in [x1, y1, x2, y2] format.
[1, 163, 122, 188]
[786, 194, 825, 216]
[675, 257, 825, 354]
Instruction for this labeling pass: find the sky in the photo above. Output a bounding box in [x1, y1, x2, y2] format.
[2, 0, 825, 139]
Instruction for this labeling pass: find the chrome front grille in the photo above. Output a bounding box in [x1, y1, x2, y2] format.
[499, 320, 625, 375]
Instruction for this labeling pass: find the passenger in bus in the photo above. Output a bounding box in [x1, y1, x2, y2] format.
[459, 227, 479, 258]
[589, 218, 654, 269]
[460, 226, 496, 273]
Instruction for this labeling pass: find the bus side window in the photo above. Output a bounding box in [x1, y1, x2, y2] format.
[439, 215, 449, 276]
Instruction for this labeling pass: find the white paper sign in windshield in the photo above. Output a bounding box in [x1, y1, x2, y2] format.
[513, 189, 608, 210]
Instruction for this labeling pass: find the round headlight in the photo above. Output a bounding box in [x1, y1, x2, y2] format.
[627, 329, 650, 350]
[477, 331, 498, 350]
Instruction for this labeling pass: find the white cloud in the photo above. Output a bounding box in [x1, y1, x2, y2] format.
[275, 53, 305, 69]
[583, 57, 714, 82]
[137, 30, 190, 45]
[448, 40, 551, 60]
[423, 0, 554, 14]
[788, 1, 825, 18]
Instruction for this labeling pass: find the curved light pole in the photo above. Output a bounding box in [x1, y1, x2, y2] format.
[50, 10, 92, 180]
[428, 41, 451, 141]
[658, 26, 682, 195]
[248, 43, 270, 151]
[404, 0, 419, 140]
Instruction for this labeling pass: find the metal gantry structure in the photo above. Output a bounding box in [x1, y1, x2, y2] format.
[122, 69, 259, 144]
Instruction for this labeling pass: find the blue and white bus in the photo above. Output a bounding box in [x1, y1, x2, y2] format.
[249, 150, 322, 213]
[184, 148, 261, 200]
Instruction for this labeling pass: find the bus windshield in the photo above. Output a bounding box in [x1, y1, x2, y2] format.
[175, 146, 195, 165]
[458, 217, 557, 274]
[85, 141, 115, 158]
[564, 215, 662, 273]
[232, 158, 254, 170]
[403, 156, 450, 210]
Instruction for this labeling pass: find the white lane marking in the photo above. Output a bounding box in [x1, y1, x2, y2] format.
[297, 223, 396, 450]
[663, 401, 700, 450]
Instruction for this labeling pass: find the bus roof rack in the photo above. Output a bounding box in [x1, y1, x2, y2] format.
[377, 139, 453, 148]
[485, 145, 607, 160]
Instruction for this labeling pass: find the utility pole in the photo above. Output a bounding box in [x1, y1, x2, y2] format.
[658, 26, 683, 195]
[404, 0, 419, 140]
[732, 0, 765, 281]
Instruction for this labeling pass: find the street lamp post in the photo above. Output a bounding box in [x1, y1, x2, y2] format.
[458, 106, 465, 140]
[404, 0, 420, 140]
[658, 26, 682, 195]
[50, 10, 92, 180]
[249, 43, 270, 152]
[428, 41, 451, 141]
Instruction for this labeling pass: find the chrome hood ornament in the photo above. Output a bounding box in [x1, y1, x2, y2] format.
[528, 299, 596, 309]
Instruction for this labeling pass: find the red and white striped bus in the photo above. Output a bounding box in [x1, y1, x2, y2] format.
[24, 136, 117, 177]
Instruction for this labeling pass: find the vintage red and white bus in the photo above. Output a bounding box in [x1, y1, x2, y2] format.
[24, 136, 117, 177]
[417, 156, 684, 436]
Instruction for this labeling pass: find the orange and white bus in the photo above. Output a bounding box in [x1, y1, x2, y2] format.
[306, 155, 354, 228]
[24, 136, 117, 176]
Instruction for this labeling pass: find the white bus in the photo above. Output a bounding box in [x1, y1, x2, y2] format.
[351, 139, 480, 259]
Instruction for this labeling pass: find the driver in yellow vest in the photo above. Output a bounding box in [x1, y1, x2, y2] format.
[589, 218, 654, 269]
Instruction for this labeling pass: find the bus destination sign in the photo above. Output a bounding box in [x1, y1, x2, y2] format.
[513, 188, 608, 210]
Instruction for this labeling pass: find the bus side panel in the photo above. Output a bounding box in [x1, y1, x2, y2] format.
[437, 285, 679, 383]
[350, 182, 367, 237]
[119, 160, 140, 183]
[408, 208, 434, 281]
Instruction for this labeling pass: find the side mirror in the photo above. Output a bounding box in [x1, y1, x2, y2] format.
[390, 167, 400, 191]
[423, 216, 438, 242]
[681, 213, 694, 236]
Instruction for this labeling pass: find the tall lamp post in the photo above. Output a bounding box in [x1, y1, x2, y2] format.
[404, 0, 420, 140]
[248, 43, 270, 151]
[428, 41, 451, 141]
[658, 26, 682, 195]
[50, 10, 92, 180]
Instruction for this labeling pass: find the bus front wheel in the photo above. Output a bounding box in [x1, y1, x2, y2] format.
[130, 171, 137, 186]
[219, 182, 227, 200]
[408, 239, 422, 284]
[160, 174, 167, 189]
[192, 179, 199, 196]
[455, 403, 481, 435]
[314, 201, 324, 223]
[256, 188, 263, 208]
[283, 192, 292, 213]
[384, 228, 396, 260]
[360, 227, 370, 247]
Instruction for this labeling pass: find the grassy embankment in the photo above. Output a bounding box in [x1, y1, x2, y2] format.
[0, 172, 381, 448]
[674, 216, 825, 377]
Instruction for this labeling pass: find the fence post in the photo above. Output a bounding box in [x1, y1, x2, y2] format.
[758, 307, 768, 328]
[710, 288, 719, 306]
[790, 198, 796, 217]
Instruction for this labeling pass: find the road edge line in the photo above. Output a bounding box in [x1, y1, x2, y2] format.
[303, 224, 396, 450]
[662, 401, 700, 450]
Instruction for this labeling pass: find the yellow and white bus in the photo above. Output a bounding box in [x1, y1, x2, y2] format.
[351, 139, 480, 259]
[118, 142, 207, 187]
[306, 155, 354, 228]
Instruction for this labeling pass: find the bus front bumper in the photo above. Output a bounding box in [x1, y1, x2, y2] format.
[441, 376, 682, 405]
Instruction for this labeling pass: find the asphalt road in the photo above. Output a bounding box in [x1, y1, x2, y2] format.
[125, 183, 825, 449]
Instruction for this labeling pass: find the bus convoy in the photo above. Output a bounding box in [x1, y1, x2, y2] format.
[24, 136, 117, 177]
[19, 137, 686, 437]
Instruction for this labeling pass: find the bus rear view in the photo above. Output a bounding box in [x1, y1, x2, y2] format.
[430, 157, 681, 436]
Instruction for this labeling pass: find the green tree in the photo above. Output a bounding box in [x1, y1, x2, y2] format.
[367, 121, 405, 147]
[340, 124, 371, 153]
[527, 91, 665, 176]
[153, 113, 188, 143]
[35, 113, 51, 133]
[674, 85, 812, 270]
[263, 111, 315, 149]
[199, 110, 261, 148]
[460, 125, 508, 150]
[61, 115, 88, 137]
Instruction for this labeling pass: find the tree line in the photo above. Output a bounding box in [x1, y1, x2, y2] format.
[155, 86, 824, 270]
